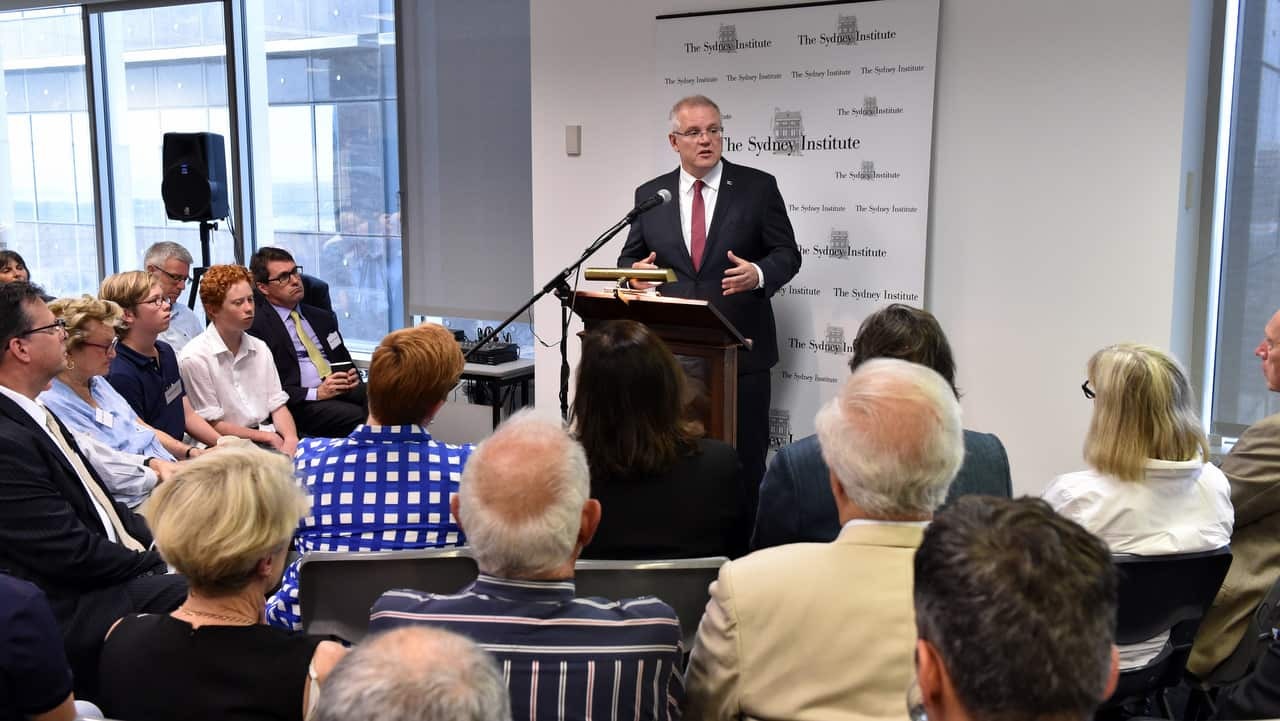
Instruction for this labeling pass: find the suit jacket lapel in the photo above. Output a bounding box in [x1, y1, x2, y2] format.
[704, 159, 736, 269]
[0, 393, 79, 480]
[0, 393, 109, 535]
[655, 169, 696, 279]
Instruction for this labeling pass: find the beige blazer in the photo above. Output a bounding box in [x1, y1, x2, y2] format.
[1189, 412, 1280, 678]
[684, 523, 923, 721]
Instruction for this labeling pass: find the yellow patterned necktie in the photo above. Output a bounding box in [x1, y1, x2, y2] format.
[291, 310, 331, 378]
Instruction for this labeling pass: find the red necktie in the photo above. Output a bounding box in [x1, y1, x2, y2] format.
[691, 179, 706, 271]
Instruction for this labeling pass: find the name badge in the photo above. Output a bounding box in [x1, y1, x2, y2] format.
[164, 380, 183, 405]
[326, 331, 342, 350]
[94, 406, 114, 428]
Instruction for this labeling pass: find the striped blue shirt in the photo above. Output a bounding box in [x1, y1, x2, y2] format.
[266, 424, 473, 629]
[371, 574, 684, 721]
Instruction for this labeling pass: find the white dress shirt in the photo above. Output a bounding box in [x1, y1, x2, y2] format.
[159, 301, 205, 353]
[678, 161, 763, 289]
[178, 325, 290, 428]
[1043, 457, 1234, 669]
[0, 384, 118, 541]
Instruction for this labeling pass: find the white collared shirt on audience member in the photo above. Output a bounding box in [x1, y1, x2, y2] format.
[158, 301, 204, 353]
[177, 324, 289, 429]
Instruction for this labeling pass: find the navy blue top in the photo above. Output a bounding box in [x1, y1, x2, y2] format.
[107, 340, 186, 441]
[0, 573, 73, 721]
[372, 574, 684, 721]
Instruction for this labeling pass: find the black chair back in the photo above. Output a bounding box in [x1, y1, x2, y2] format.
[1104, 547, 1232, 713]
[298, 548, 478, 642]
[574, 557, 727, 650]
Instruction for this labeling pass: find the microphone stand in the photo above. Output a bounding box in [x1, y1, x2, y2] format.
[466, 212, 640, 421]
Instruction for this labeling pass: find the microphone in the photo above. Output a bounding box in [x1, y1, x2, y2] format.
[626, 189, 672, 220]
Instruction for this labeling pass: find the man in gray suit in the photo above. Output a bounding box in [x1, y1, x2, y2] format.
[1190, 307, 1280, 678]
[751, 304, 1012, 551]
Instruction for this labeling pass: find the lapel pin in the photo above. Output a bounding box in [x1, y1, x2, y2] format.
[726, 180, 734, 186]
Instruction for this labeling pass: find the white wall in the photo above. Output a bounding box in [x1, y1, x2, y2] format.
[531, 0, 1214, 493]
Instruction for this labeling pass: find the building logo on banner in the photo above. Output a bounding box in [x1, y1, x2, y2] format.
[724, 109, 860, 157]
[841, 96, 905, 117]
[685, 24, 773, 54]
[772, 109, 804, 156]
[768, 408, 794, 449]
[796, 13, 898, 47]
[802, 228, 888, 261]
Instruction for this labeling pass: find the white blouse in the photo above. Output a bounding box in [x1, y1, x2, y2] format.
[178, 325, 289, 428]
[1043, 457, 1234, 669]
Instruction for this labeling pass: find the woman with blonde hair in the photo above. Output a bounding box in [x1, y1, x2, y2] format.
[1043, 343, 1233, 668]
[97, 444, 346, 720]
[38, 295, 197, 509]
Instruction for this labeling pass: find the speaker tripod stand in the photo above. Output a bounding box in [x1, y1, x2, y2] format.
[187, 219, 218, 311]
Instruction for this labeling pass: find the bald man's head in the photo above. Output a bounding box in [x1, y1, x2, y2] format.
[456, 411, 593, 577]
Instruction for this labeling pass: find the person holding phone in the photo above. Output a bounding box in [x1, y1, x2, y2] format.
[246, 247, 366, 439]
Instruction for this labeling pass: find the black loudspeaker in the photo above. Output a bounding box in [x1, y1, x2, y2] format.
[161, 132, 229, 222]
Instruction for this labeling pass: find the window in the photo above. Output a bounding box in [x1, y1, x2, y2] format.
[90, 1, 237, 288]
[1209, 0, 1280, 438]
[0, 8, 99, 297]
[2, 2, 404, 348]
[254, 0, 402, 350]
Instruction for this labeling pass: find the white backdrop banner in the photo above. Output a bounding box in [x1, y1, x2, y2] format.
[654, 0, 940, 450]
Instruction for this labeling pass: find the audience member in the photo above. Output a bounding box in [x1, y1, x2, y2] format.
[101, 271, 220, 451]
[1044, 343, 1232, 669]
[248, 247, 366, 438]
[913, 496, 1119, 721]
[143, 241, 204, 352]
[1, 573, 77, 721]
[0, 250, 53, 301]
[179, 264, 299, 455]
[314, 627, 510, 721]
[573, 319, 747, 559]
[39, 296, 190, 509]
[684, 358, 964, 721]
[0, 282, 186, 699]
[267, 322, 474, 629]
[1191, 307, 1280, 678]
[751, 303, 1011, 551]
[0, 249, 30, 284]
[370, 410, 684, 721]
[98, 444, 346, 721]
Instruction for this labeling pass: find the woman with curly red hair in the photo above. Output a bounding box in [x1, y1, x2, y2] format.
[178, 265, 299, 455]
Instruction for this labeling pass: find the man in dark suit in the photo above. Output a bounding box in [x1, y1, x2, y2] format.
[0, 282, 186, 698]
[619, 95, 801, 508]
[248, 247, 366, 438]
[750, 304, 1013, 551]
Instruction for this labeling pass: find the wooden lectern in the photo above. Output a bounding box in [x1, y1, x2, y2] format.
[572, 290, 749, 445]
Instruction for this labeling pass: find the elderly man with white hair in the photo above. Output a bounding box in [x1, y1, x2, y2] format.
[314, 627, 511, 721]
[370, 410, 684, 721]
[684, 358, 965, 721]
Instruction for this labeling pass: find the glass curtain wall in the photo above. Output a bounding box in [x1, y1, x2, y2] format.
[0, 8, 98, 296]
[1212, 0, 1280, 437]
[0, 1, 403, 347]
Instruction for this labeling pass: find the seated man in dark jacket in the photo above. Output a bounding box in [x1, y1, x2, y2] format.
[0, 282, 186, 700]
[247, 247, 366, 438]
[751, 304, 1012, 551]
